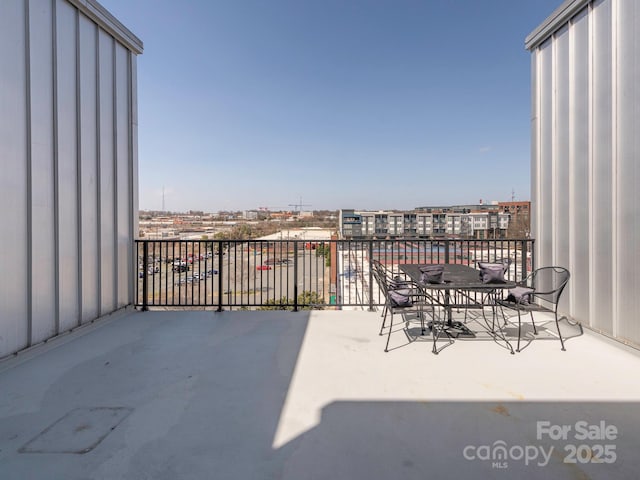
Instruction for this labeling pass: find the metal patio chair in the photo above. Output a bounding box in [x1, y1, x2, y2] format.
[371, 260, 435, 352]
[462, 257, 513, 324]
[497, 266, 577, 352]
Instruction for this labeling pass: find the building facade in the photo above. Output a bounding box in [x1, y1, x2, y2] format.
[499, 201, 531, 237]
[0, 0, 142, 358]
[527, 0, 640, 346]
[339, 206, 512, 240]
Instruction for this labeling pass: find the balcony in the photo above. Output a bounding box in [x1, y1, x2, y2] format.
[1, 305, 639, 478]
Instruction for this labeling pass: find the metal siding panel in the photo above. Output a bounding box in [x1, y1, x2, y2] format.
[29, 0, 57, 343]
[0, 0, 29, 357]
[538, 40, 554, 272]
[569, 8, 591, 326]
[56, 0, 79, 332]
[65, 0, 143, 54]
[131, 54, 139, 292]
[98, 30, 115, 314]
[530, 53, 538, 270]
[591, 0, 614, 334]
[554, 25, 571, 293]
[617, 0, 640, 344]
[526, 0, 591, 50]
[79, 15, 99, 323]
[115, 43, 130, 307]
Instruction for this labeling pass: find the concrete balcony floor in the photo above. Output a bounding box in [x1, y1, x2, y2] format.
[1, 308, 639, 479]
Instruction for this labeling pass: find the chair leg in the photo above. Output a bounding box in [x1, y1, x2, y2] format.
[530, 311, 537, 334]
[516, 310, 522, 353]
[384, 311, 394, 352]
[379, 304, 389, 336]
[432, 321, 441, 355]
[555, 311, 566, 351]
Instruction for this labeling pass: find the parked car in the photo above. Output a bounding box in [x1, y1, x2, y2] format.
[265, 258, 290, 265]
[256, 265, 272, 271]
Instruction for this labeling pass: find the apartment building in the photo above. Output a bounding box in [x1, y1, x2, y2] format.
[339, 206, 512, 239]
[499, 201, 531, 237]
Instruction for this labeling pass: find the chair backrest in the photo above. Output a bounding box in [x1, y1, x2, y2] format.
[371, 259, 413, 307]
[526, 266, 570, 306]
[371, 260, 390, 295]
[371, 259, 396, 285]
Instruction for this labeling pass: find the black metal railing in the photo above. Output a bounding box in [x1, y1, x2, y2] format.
[135, 238, 534, 311]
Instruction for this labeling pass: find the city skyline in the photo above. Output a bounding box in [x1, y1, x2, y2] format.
[100, 0, 563, 212]
[140, 198, 526, 215]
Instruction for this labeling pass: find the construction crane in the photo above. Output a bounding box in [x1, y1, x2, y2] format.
[288, 197, 312, 212]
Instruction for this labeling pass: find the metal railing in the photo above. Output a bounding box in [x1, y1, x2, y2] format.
[135, 238, 534, 311]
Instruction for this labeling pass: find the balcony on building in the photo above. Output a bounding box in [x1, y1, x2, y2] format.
[2, 0, 640, 478]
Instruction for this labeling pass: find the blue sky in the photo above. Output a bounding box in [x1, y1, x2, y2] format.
[100, 0, 562, 212]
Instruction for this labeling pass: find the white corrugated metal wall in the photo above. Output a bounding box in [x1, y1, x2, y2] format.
[0, 0, 142, 358]
[527, 0, 640, 345]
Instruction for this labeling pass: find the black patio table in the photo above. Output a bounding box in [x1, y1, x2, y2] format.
[399, 263, 517, 354]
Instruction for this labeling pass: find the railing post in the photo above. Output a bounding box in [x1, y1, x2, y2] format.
[444, 239, 450, 264]
[530, 238, 536, 274]
[217, 241, 223, 312]
[368, 240, 374, 311]
[517, 239, 523, 281]
[293, 242, 299, 312]
[142, 241, 148, 311]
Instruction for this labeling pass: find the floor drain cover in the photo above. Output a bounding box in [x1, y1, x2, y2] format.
[20, 407, 133, 454]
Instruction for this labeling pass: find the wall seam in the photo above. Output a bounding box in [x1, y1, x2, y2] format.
[96, 25, 102, 317]
[587, 1, 596, 329]
[52, 0, 61, 336]
[551, 32, 558, 270]
[568, 16, 576, 317]
[112, 37, 118, 311]
[610, 0, 619, 338]
[128, 51, 135, 305]
[75, 5, 83, 328]
[25, 0, 33, 348]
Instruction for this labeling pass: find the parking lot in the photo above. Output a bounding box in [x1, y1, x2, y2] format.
[137, 242, 330, 308]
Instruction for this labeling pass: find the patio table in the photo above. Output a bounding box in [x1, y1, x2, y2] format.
[399, 264, 517, 354]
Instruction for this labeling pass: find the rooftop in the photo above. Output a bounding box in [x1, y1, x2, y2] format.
[1, 308, 639, 479]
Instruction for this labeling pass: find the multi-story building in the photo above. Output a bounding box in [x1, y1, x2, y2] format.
[339, 205, 513, 240]
[499, 201, 531, 237]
